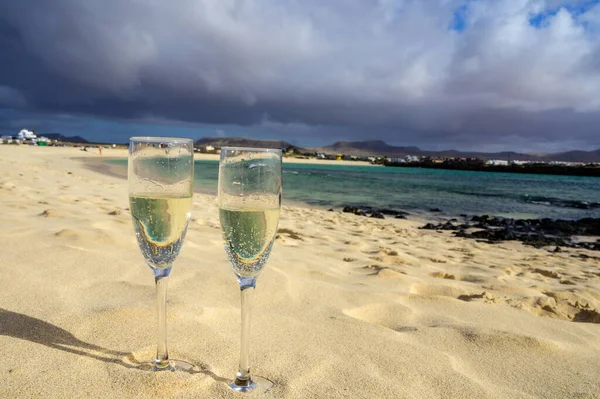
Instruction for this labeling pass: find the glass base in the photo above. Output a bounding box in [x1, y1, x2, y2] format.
[152, 359, 197, 373]
[229, 376, 274, 393]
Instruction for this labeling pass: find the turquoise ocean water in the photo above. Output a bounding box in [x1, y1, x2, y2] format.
[112, 159, 600, 220]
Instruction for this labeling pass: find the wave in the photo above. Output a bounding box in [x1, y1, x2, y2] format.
[445, 190, 599, 210]
[284, 170, 308, 175]
[522, 195, 600, 210]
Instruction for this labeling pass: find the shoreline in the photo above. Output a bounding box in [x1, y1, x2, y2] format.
[71, 147, 379, 166]
[385, 161, 600, 178]
[82, 150, 598, 224]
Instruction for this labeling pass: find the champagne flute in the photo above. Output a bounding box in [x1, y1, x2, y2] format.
[128, 137, 194, 371]
[218, 147, 282, 392]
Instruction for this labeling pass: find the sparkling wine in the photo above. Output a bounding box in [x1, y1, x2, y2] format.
[129, 194, 192, 269]
[219, 207, 280, 278]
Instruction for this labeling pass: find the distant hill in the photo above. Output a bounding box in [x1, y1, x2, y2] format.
[321, 140, 420, 156]
[192, 137, 600, 163]
[420, 149, 536, 161]
[44, 133, 89, 143]
[314, 141, 527, 159]
[539, 149, 600, 163]
[312, 140, 600, 163]
[194, 137, 304, 151]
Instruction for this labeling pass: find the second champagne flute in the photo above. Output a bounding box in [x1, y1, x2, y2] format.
[218, 147, 282, 392]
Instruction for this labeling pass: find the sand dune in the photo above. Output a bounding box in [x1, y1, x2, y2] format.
[0, 145, 599, 398]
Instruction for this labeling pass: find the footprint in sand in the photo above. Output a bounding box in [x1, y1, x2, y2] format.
[429, 271, 457, 280]
[370, 254, 408, 266]
[572, 308, 600, 323]
[361, 246, 398, 256]
[361, 265, 388, 275]
[502, 266, 523, 276]
[54, 228, 115, 245]
[429, 257, 447, 264]
[410, 283, 469, 298]
[343, 302, 416, 332]
[0, 182, 16, 190]
[559, 280, 577, 285]
[531, 268, 561, 279]
[456, 292, 498, 303]
[381, 248, 398, 256]
[360, 265, 404, 278]
[449, 247, 471, 254]
[39, 209, 62, 218]
[276, 228, 304, 241]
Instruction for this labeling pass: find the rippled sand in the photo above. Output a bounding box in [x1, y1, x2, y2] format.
[1, 145, 599, 398]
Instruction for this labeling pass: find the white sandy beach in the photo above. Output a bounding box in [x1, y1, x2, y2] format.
[1, 145, 599, 398]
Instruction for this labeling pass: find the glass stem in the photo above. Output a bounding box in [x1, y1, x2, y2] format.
[235, 279, 256, 386]
[154, 267, 171, 370]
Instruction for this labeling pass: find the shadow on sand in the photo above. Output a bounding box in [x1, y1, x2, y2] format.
[0, 307, 228, 382]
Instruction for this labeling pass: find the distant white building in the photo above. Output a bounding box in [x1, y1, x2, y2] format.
[388, 155, 420, 164]
[486, 159, 509, 166]
[17, 129, 36, 140]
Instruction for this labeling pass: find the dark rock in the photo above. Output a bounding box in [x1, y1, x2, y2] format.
[577, 218, 600, 235]
[378, 208, 410, 216]
[429, 208, 442, 213]
[342, 206, 368, 216]
[422, 221, 461, 231]
[395, 215, 407, 219]
[460, 214, 468, 218]
[421, 223, 438, 230]
[328, 208, 334, 212]
[521, 235, 567, 249]
[424, 215, 600, 251]
[341, 205, 409, 219]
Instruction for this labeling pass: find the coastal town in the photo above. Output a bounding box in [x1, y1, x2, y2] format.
[2, 129, 599, 176]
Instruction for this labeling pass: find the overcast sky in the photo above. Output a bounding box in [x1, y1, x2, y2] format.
[1, 0, 600, 152]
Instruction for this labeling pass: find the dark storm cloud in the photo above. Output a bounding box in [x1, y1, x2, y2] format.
[1, 0, 600, 151]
